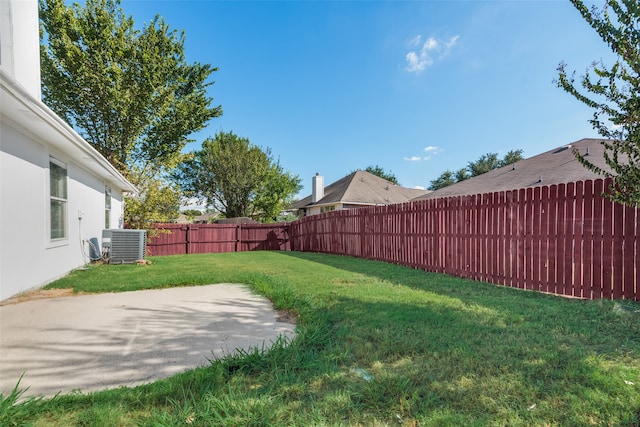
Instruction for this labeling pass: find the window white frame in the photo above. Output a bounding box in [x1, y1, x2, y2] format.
[49, 157, 68, 242]
[105, 185, 111, 229]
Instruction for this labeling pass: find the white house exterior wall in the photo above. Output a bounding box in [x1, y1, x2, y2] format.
[0, 0, 134, 300]
[306, 203, 344, 216]
[0, 0, 41, 98]
[0, 121, 125, 300]
[307, 206, 321, 216]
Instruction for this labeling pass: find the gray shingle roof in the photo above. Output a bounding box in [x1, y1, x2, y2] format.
[413, 138, 616, 201]
[291, 170, 429, 209]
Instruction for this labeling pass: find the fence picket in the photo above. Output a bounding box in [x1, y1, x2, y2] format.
[532, 187, 542, 291]
[517, 189, 526, 289]
[623, 204, 636, 300]
[602, 181, 615, 299]
[563, 183, 575, 297]
[490, 192, 500, 284]
[523, 189, 532, 289]
[613, 200, 625, 299]
[574, 181, 585, 298]
[592, 180, 604, 299]
[505, 190, 516, 287]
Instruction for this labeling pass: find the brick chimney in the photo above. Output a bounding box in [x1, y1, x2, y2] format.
[312, 173, 324, 203]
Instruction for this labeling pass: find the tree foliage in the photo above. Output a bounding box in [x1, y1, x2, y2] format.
[181, 209, 202, 220]
[557, 0, 640, 206]
[39, 0, 221, 174]
[253, 163, 303, 222]
[467, 153, 501, 177]
[124, 167, 181, 231]
[175, 131, 301, 222]
[428, 170, 456, 191]
[364, 165, 400, 185]
[428, 150, 523, 191]
[454, 168, 470, 183]
[39, 0, 222, 228]
[501, 149, 525, 167]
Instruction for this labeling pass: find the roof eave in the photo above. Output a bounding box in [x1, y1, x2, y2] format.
[0, 68, 137, 194]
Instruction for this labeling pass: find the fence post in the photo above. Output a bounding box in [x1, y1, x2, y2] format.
[186, 224, 190, 254]
[360, 212, 366, 258]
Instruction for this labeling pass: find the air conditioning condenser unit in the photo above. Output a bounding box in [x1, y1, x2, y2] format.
[102, 229, 146, 264]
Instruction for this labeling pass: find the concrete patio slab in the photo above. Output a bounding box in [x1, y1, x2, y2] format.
[0, 284, 296, 398]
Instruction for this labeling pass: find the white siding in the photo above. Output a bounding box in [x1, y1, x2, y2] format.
[0, 0, 41, 99]
[0, 122, 126, 300]
[1, 124, 47, 299]
[0, 0, 134, 301]
[305, 203, 344, 216]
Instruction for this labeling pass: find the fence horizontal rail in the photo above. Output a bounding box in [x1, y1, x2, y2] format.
[146, 223, 290, 255]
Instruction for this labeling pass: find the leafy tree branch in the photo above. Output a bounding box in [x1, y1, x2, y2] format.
[557, 0, 640, 205]
[39, 0, 223, 226]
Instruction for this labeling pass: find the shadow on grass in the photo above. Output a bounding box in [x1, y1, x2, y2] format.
[274, 251, 640, 424]
[280, 251, 640, 351]
[4, 251, 640, 425]
[134, 278, 640, 425]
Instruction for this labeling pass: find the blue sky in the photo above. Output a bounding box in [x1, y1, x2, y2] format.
[122, 0, 612, 197]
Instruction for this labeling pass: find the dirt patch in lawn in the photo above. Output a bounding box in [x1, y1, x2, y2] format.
[276, 309, 298, 324]
[0, 288, 83, 306]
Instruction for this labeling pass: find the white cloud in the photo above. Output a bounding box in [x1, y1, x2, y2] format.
[424, 37, 439, 50]
[445, 35, 460, 50]
[424, 145, 440, 153]
[404, 156, 422, 162]
[405, 35, 459, 73]
[405, 145, 442, 162]
[408, 35, 422, 47]
[413, 185, 426, 190]
[405, 52, 430, 73]
[423, 146, 443, 159]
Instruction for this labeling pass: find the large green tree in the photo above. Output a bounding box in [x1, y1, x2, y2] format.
[428, 170, 456, 191]
[557, 0, 640, 206]
[454, 168, 470, 183]
[364, 165, 400, 185]
[349, 165, 399, 184]
[499, 149, 525, 169]
[124, 166, 181, 230]
[466, 150, 524, 177]
[428, 150, 523, 191]
[175, 131, 301, 222]
[39, 0, 222, 225]
[467, 153, 501, 177]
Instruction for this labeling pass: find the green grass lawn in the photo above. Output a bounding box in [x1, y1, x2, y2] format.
[3, 251, 640, 426]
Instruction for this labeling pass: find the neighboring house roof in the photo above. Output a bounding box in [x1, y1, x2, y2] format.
[215, 217, 259, 224]
[175, 213, 218, 224]
[0, 68, 136, 194]
[413, 138, 615, 201]
[291, 170, 429, 209]
[194, 213, 219, 223]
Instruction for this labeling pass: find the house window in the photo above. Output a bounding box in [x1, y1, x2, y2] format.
[105, 186, 111, 229]
[49, 158, 67, 240]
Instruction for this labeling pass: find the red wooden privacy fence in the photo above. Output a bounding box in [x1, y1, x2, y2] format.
[146, 223, 290, 255]
[146, 178, 638, 301]
[289, 178, 638, 301]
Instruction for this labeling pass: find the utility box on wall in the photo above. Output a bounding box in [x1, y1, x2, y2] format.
[102, 229, 146, 264]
